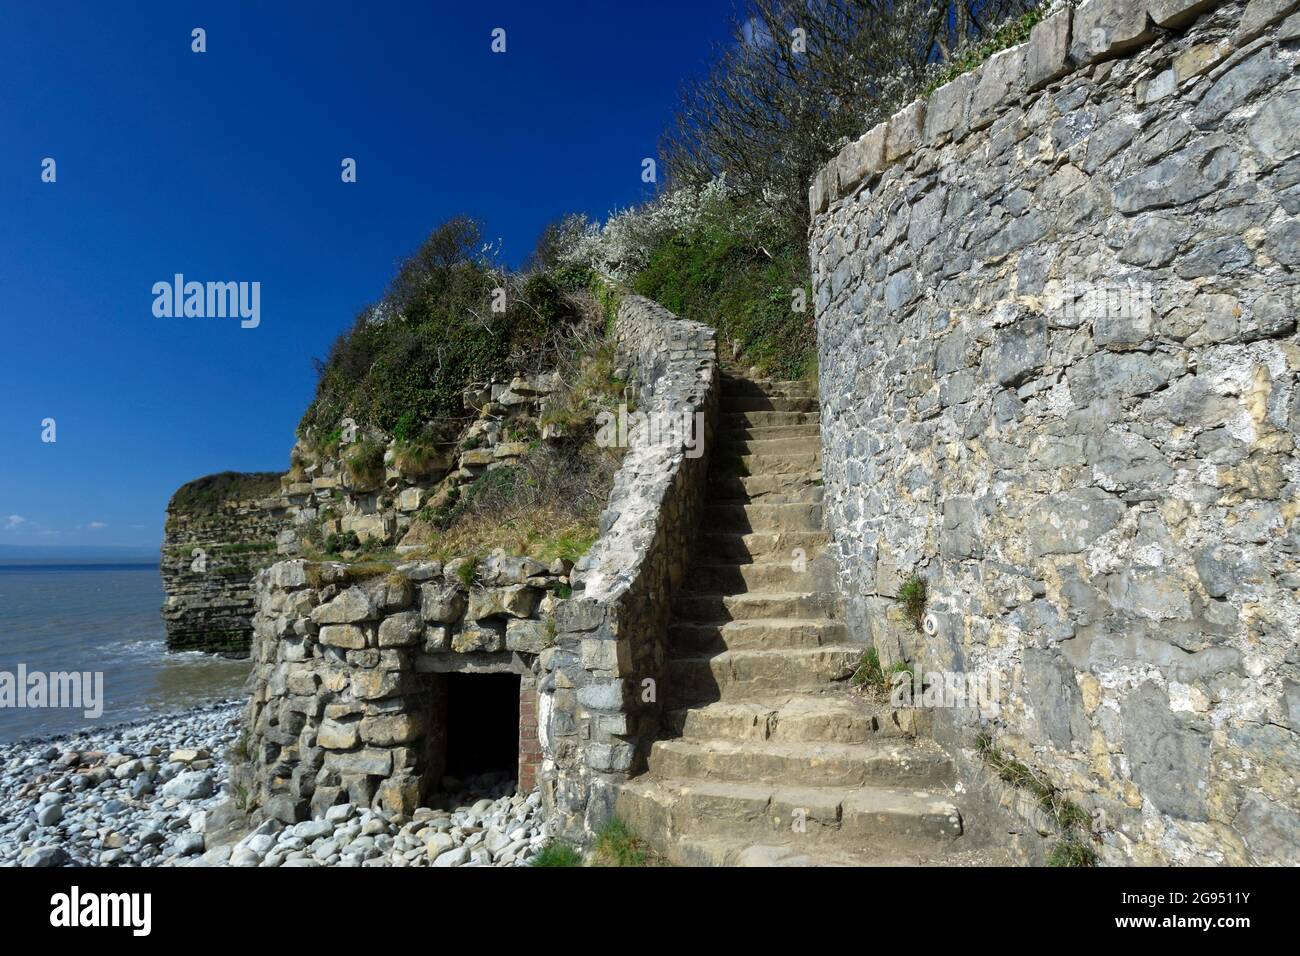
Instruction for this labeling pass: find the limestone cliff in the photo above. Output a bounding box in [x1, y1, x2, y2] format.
[161, 472, 289, 654]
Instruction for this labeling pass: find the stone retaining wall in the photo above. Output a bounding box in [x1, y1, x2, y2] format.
[809, 0, 1299, 865]
[538, 294, 718, 841]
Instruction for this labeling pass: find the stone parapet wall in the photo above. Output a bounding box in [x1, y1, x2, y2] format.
[810, 0, 1299, 864]
[539, 294, 718, 841]
[237, 551, 569, 823]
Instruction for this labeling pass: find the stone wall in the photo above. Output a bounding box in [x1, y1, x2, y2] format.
[161, 372, 562, 656]
[539, 294, 718, 841]
[810, 0, 1299, 865]
[237, 550, 569, 823]
[161, 474, 291, 654]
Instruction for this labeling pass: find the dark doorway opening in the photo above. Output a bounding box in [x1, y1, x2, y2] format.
[442, 672, 520, 783]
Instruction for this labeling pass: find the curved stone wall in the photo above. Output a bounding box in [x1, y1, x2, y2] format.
[809, 0, 1298, 865]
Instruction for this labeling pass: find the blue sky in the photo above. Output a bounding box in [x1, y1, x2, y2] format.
[0, 0, 734, 551]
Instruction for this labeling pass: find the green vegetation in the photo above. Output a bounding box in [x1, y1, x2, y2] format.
[303, 560, 402, 590]
[850, 647, 914, 697]
[299, 217, 585, 442]
[631, 213, 815, 380]
[898, 572, 929, 632]
[454, 556, 480, 589]
[344, 440, 385, 490]
[921, 4, 1054, 96]
[323, 530, 363, 556]
[976, 732, 1099, 867]
[168, 471, 283, 515]
[592, 818, 650, 867]
[529, 840, 583, 867]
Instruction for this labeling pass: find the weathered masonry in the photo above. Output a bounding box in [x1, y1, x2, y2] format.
[238, 553, 563, 822]
[538, 295, 718, 838]
[810, 0, 1299, 865]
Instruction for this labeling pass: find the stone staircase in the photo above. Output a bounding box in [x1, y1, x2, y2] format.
[616, 368, 995, 866]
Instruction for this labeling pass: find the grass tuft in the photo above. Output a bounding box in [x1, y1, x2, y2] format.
[529, 840, 583, 867]
[897, 572, 928, 632]
[975, 732, 1099, 867]
[592, 818, 649, 867]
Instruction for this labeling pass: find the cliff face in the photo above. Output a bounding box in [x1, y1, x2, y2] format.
[161, 472, 289, 655]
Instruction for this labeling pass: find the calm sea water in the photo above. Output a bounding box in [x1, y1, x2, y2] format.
[0, 562, 250, 743]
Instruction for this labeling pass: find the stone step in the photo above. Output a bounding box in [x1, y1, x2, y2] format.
[720, 377, 819, 399]
[721, 396, 819, 413]
[667, 644, 860, 702]
[709, 474, 823, 504]
[721, 435, 823, 456]
[615, 778, 964, 853]
[637, 832, 956, 868]
[700, 531, 830, 563]
[668, 617, 846, 652]
[706, 502, 823, 533]
[721, 410, 821, 428]
[734, 451, 822, 476]
[665, 694, 911, 744]
[645, 738, 955, 789]
[685, 562, 821, 594]
[729, 423, 822, 441]
[672, 590, 838, 623]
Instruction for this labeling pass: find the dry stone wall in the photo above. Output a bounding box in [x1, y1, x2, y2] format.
[810, 0, 1299, 865]
[237, 550, 570, 823]
[539, 294, 717, 841]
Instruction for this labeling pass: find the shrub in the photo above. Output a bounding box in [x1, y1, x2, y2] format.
[299, 217, 584, 441]
[344, 440, 385, 490]
[324, 531, 362, 555]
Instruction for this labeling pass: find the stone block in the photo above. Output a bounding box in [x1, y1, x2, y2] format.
[376, 773, 421, 816]
[350, 670, 410, 700]
[924, 72, 974, 142]
[450, 622, 505, 653]
[377, 610, 422, 647]
[506, 618, 552, 654]
[324, 748, 392, 777]
[318, 624, 367, 649]
[970, 44, 1026, 129]
[360, 713, 424, 746]
[1025, 8, 1072, 90]
[270, 560, 308, 589]
[469, 585, 541, 620]
[420, 582, 466, 624]
[1070, 0, 1156, 65]
[1147, 0, 1222, 27]
[317, 718, 360, 750]
[884, 99, 926, 164]
[1234, 0, 1299, 41]
[312, 587, 376, 625]
[835, 123, 886, 194]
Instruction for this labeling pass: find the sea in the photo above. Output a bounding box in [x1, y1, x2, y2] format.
[0, 560, 251, 743]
